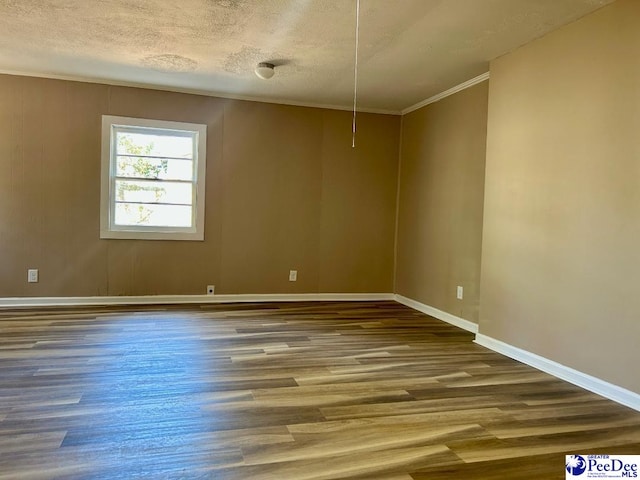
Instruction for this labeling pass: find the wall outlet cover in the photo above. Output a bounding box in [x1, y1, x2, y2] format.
[207, 285, 215, 295]
[28, 269, 39, 283]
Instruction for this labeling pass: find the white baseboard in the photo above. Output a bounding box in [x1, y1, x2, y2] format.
[394, 294, 479, 334]
[0, 293, 394, 308]
[5, 291, 637, 411]
[475, 333, 640, 413]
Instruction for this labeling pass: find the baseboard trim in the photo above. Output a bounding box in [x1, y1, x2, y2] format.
[394, 294, 479, 334]
[474, 333, 640, 412]
[0, 293, 395, 308]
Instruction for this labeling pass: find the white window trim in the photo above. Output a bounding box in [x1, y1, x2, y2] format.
[100, 115, 207, 241]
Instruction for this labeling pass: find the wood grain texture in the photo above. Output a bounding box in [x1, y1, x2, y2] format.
[0, 301, 638, 479]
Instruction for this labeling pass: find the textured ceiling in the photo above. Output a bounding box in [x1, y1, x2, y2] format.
[0, 0, 615, 113]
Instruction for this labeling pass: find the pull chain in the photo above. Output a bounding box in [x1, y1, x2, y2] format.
[352, 0, 360, 148]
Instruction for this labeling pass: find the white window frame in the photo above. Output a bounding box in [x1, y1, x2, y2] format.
[100, 115, 207, 241]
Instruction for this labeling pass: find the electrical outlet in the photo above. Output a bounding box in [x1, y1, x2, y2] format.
[456, 285, 463, 300]
[206, 285, 215, 295]
[289, 270, 297, 282]
[28, 269, 39, 283]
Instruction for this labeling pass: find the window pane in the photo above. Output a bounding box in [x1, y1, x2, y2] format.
[115, 180, 193, 205]
[116, 131, 193, 159]
[116, 156, 194, 181]
[114, 203, 193, 227]
[102, 116, 206, 240]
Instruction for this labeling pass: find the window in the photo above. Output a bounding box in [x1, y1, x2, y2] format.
[100, 116, 206, 241]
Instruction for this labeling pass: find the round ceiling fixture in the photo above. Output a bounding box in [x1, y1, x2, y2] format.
[255, 62, 275, 80]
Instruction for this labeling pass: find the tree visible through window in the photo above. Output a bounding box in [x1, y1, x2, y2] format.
[101, 116, 207, 241]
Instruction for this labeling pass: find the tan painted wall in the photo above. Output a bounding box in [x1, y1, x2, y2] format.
[0, 75, 400, 297]
[395, 82, 488, 323]
[481, 0, 640, 393]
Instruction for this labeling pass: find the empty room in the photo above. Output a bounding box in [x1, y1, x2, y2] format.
[1, 0, 639, 478]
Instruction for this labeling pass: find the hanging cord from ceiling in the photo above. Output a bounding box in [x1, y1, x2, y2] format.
[352, 0, 360, 148]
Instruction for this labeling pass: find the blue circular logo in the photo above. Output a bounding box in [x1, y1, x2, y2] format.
[566, 455, 587, 476]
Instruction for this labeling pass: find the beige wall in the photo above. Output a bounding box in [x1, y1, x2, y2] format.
[0, 75, 400, 297]
[481, 0, 640, 393]
[395, 82, 489, 323]
[3, 0, 636, 398]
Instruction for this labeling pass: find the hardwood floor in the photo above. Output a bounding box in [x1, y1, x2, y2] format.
[0, 301, 638, 479]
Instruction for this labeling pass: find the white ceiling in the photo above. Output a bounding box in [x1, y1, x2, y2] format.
[0, 0, 615, 113]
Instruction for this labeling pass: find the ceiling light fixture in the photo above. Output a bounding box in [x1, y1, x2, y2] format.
[255, 62, 275, 80]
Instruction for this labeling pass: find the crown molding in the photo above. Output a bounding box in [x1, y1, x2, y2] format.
[402, 72, 490, 115]
[0, 68, 492, 117]
[0, 69, 400, 116]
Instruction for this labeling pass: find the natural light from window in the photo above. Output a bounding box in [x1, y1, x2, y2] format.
[101, 116, 207, 241]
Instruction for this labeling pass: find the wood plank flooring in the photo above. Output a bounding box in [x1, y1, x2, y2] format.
[0, 301, 638, 479]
